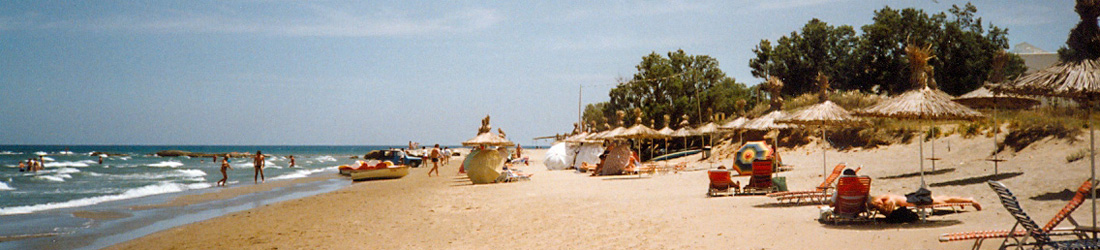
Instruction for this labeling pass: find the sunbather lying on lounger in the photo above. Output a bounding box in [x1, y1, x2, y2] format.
[870, 194, 982, 214]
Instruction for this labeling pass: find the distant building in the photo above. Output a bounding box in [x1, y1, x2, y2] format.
[1010, 42, 1059, 73]
[1009, 42, 1075, 108]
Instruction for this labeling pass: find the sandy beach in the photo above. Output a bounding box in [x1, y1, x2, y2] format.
[106, 131, 1098, 250]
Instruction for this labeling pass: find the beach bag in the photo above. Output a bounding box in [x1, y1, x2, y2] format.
[906, 187, 933, 206]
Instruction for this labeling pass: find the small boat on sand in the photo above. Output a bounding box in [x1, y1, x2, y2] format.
[339, 161, 410, 181]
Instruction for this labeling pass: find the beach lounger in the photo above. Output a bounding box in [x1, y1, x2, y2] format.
[980, 181, 1100, 250]
[939, 179, 1097, 249]
[707, 169, 738, 197]
[767, 164, 858, 204]
[819, 175, 874, 224]
[741, 160, 778, 195]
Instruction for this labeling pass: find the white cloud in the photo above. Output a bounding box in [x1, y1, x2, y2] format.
[2, 5, 504, 37]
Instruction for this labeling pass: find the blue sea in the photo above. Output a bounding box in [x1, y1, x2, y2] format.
[0, 145, 407, 249]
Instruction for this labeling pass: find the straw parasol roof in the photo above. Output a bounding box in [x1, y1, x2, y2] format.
[669, 127, 695, 137]
[856, 86, 985, 120]
[563, 132, 599, 144]
[953, 85, 1040, 109]
[657, 126, 675, 136]
[719, 117, 749, 130]
[994, 58, 1100, 101]
[462, 132, 515, 147]
[591, 126, 626, 140]
[617, 124, 666, 139]
[741, 110, 793, 130]
[777, 100, 864, 126]
[694, 122, 721, 135]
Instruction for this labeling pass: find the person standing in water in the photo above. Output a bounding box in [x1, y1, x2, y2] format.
[253, 150, 265, 183]
[288, 155, 296, 168]
[218, 155, 232, 187]
[428, 144, 442, 177]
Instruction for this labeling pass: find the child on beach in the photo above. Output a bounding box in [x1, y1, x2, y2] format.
[288, 155, 296, 168]
[218, 155, 232, 187]
[253, 151, 265, 183]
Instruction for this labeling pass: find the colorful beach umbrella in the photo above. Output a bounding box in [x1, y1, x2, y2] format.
[734, 141, 772, 175]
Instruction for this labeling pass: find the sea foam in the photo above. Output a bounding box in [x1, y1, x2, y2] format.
[44, 160, 95, 168]
[0, 182, 211, 215]
[147, 161, 184, 168]
[270, 167, 331, 181]
[0, 181, 13, 191]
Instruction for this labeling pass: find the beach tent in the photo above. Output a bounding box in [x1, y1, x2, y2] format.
[572, 143, 605, 170]
[544, 142, 571, 170]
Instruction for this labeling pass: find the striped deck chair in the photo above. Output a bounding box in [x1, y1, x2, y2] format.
[939, 179, 1096, 249]
[981, 181, 1100, 250]
[741, 160, 777, 195]
[767, 164, 858, 204]
[819, 175, 874, 224]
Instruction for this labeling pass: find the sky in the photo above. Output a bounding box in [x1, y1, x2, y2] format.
[0, 0, 1079, 146]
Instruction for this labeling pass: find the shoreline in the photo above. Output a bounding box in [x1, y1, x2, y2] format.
[0, 172, 349, 249]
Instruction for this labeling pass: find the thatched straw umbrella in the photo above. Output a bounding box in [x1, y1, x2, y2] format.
[856, 44, 985, 188]
[720, 116, 750, 146]
[778, 73, 865, 179]
[992, 0, 1100, 233]
[617, 120, 666, 160]
[952, 86, 1039, 109]
[462, 132, 515, 147]
[954, 51, 1031, 174]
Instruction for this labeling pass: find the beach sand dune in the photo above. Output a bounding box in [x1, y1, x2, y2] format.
[110, 132, 1098, 249]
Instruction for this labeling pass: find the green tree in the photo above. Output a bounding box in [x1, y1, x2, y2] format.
[581, 102, 609, 130]
[606, 50, 751, 128]
[750, 4, 1026, 96]
[749, 19, 859, 96]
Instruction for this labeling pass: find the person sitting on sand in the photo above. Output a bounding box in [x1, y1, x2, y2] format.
[218, 155, 232, 187]
[589, 150, 611, 176]
[869, 194, 982, 214]
[253, 150, 265, 184]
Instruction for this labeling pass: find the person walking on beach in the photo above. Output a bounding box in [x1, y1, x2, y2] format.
[218, 155, 232, 187]
[428, 144, 442, 177]
[253, 150, 265, 183]
[288, 155, 296, 168]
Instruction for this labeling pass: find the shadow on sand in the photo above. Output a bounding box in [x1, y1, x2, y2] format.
[820, 219, 962, 230]
[930, 172, 1024, 187]
[1031, 188, 1100, 201]
[880, 168, 956, 179]
[753, 201, 827, 208]
[600, 176, 650, 181]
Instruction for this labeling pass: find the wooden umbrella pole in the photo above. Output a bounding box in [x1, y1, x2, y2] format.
[1089, 106, 1095, 238]
[920, 123, 927, 188]
[822, 125, 827, 181]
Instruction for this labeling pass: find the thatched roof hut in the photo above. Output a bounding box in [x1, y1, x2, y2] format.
[694, 122, 721, 135]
